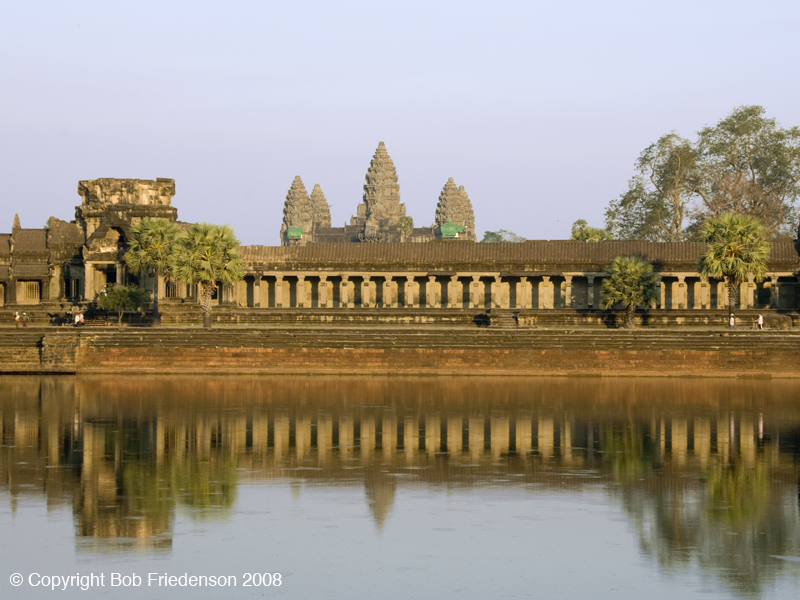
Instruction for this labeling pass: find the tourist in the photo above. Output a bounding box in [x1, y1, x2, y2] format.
[21, 312, 29, 327]
[74, 311, 84, 327]
[757, 313, 763, 330]
[14, 311, 20, 328]
[729, 314, 735, 330]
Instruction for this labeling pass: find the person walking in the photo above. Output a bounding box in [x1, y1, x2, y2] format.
[729, 314, 735, 330]
[14, 311, 20, 328]
[21, 312, 29, 328]
[757, 313, 764, 330]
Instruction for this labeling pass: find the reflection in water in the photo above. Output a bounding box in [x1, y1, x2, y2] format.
[1, 375, 800, 594]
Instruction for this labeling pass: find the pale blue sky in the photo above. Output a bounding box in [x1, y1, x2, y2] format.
[2, 0, 799, 244]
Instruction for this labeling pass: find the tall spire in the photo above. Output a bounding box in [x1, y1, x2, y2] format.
[280, 176, 312, 244]
[12, 213, 20, 232]
[309, 184, 331, 228]
[434, 178, 476, 241]
[352, 142, 405, 241]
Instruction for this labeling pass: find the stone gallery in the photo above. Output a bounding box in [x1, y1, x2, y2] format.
[1, 142, 798, 313]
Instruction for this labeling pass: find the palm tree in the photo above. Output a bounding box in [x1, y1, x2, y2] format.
[601, 256, 657, 328]
[171, 223, 245, 328]
[697, 213, 769, 319]
[124, 217, 179, 324]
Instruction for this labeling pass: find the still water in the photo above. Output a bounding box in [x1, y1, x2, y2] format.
[1, 375, 799, 599]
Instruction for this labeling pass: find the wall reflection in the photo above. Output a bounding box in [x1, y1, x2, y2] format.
[1, 375, 799, 589]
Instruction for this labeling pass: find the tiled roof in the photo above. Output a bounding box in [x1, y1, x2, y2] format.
[0, 234, 10, 258]
[239, 240, 800, 272]
[14, 229, 47, 252]
[13, 264, 50, 278]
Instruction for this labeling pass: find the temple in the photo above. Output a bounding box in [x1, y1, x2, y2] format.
[1, 144, 799, 317]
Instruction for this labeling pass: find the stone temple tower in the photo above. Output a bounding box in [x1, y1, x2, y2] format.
[309, 184, 332, 228]
[434, 178, 476, 241]
[280, 176, 313, 245]
[350, 142, 406, 242]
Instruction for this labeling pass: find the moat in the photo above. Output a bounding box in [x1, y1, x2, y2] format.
[2, 375, 799, 599]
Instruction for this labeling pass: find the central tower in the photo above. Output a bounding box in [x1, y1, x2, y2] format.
[350, 142, 406, 242]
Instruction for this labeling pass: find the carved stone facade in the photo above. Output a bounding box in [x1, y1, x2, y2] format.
[0, 178, 177, 306]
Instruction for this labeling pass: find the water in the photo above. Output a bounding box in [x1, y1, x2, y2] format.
[1, 375, 799, 599]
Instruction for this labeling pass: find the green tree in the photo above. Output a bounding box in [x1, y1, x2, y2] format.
[481, 229, 526, 243]
[571, 219, 614, 242]
[171, 223, 245, 328]
[694, 106, 800, 237]
[124, 217, 180, 324]
[97, 285, 149, 326]
[600, 256, 657, 328]
[396, 216, 414, 239]
[606, 133, 702, 241]
[697, 213, 769, 319]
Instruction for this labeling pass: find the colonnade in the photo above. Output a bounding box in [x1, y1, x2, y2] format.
[235, 270, 800, 310]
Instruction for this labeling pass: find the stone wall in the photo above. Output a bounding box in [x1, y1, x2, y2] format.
[3, 328, 800, 376]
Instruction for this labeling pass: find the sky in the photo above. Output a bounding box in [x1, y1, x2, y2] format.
[2, 0, 800, 245]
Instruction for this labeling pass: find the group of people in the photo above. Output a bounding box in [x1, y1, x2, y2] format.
[13, 311, 84, 327]
[729, 313, 764, 330]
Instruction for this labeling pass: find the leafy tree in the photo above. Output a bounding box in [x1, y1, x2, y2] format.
[481, 229, 526, 243]
[600, 256, 657, 328]
[697, 213, 769, 319]
[397, 216, 414, 239]
[171, 223, 245, 328]
[606, 133, 702, 241]
[694, 106, 800, 237]
[124, 217, 180, 324]
[571, 219, 614, 242]
[97, 285, 149, 326]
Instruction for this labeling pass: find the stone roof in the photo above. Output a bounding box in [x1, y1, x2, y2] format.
[239, 240, 800, 273]
[46, 218, 84, 247]
[0, 234, 10, 258]
[14, 229, 48, 252]
[14, 264, 50, 278]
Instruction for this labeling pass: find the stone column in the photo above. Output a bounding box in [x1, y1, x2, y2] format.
[253, 274, 261, 307]
[540, 276, 552, 309]
[297, 276, 306, 308]
[564, 275, 573, 308]
[769, 275, 779, 308]
[471, 276, 481, 309]
[717, 281, 726, 309]
[654, 276, 663, 309]
[362, 276, 371, 308]
[405, 276, 414, 308]
[492, 276, 501, 308]
[693, 280, 703, 309]
[587, 275, 595, 309]
[275, 275, 284, 308]
[116, 263, 125, 287]
[319, 275, 328, 308]
[84, 263, 95, 300]
[517, 276, 528, 309]
[384, 276, 394, 308]
[677, 276, 686, 309]
[427, 276, 437, 308]
[449, 276, 460, 308]
[340, 275, 350, 308]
